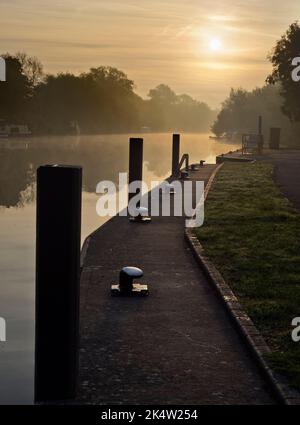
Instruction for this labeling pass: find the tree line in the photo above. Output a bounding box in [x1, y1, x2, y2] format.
[0, 53, 215, 135]
[212, 22, 300, 146]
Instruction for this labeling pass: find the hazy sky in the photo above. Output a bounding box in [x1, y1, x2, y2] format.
[0, 0, 298, 107]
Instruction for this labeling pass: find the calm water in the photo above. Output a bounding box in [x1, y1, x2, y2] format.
[0, 133, 237, 404]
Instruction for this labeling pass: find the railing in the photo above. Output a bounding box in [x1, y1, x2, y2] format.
[178, 153, 189, 172]
[242, 134, 263, 155]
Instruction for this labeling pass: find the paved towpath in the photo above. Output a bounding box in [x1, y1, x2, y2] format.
[267, 149, 300, 212]
[77, 164, 274, 405]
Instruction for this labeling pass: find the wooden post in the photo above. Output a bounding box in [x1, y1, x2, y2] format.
[128, 138, 143, 205]
[269, 128, 281, 150]
[258, 116, 264, 153]
[172, 134, 180, 177]
[35, 165, 82, 402]
[258, 115, 262, 135]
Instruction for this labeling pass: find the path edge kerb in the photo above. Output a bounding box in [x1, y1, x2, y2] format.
[185, 162, 300, 406]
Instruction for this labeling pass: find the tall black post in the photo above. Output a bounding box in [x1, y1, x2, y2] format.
[128, 138, 143, 205]
[35, 165, 82, 402]
[258, 115, 264, 153]
[258, 115, 262, 135]
[172, 134, 180, 177]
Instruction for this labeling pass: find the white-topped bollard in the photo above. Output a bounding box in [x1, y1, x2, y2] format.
[164, 182, 176, 195]
[111, 266, 149, 296]
[129, 206, 151, 223]
[180, 170, 189, 179]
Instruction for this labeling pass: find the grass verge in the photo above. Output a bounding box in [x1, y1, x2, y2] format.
[195, 162, 300, 390]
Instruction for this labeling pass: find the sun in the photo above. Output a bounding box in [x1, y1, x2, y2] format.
[209, 38, 222, 51]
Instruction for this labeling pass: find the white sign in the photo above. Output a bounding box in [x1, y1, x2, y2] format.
[0, 57, 6, 81]
[291, 57, 300, 82]
[292, 317, 300, 342]
[0, 317, 6, 342]
[95, 173, 205, 228]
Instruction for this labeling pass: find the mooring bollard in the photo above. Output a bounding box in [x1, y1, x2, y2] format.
[120, 267, 143, 293]
[165, 182, 175, 195]
[269, 127, 281, 150]
[172, 134, 180, 177]
[128, 138, 143, 206]
[111, 266, 149, 296]
[35, 165, 82, 402]
[129, 206, 151, 223]
[180, 170, 189, 180]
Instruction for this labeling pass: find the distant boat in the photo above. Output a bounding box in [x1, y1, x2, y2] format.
[70, 120, 81, 135]
[209, 135, 226, 140]
[209, 131, 241, 141]
[140, 126, 151, 133]
[0, 124, 31, 138]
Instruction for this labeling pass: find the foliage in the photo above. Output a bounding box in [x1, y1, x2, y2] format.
[0, 54, 32, 122]
[267, 22, 300, 122]
[143, 84, 215, 132]
[0, 53, 215, 135]
[211, 85, 299, 146]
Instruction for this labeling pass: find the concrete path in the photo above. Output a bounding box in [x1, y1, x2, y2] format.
[267, 150, 300, 212]
[77, 164, 274, 405]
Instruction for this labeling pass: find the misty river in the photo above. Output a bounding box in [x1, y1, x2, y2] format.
[0, 133, 238, 404]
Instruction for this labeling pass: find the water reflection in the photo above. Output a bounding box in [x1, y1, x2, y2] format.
[0, 133, 237, 208]
[0, 133, 238, 404]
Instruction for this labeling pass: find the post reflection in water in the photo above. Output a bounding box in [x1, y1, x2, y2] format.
[0, 133, 238, 404]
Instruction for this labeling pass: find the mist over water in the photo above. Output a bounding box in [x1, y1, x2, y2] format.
[0, 133, 237, 404]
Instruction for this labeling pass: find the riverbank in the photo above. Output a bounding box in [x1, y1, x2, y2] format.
[195, 161, 300, 391]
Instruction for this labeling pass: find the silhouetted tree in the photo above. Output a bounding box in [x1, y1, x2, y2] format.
[80, 66, 141, 132]
[31, 67, 142, 134]
[32, 73, 87, 134]
[267, 22, 300, 121]
[16, 52, 44, 87]
[0, 53, 215, 134]
[144, 84, 215, 132]
[211, 85, 296, 144]
[0, 54, 31, 123]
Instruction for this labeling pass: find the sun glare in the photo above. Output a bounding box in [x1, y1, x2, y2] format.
[209, 38, 222, 51]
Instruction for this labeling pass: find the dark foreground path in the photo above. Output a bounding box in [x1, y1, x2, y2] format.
[268, 150, 300, 212]
[77, 164, 274, 405]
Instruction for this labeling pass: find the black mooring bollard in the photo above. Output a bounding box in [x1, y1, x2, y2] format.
[172, 134, 180, 177]
[111, 266, 149, 297]
[128, 138, 143, 205]
[119, 266, 143, 293]
[35, 165, 82, 402]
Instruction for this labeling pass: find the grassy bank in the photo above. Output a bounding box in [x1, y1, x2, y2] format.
[195, 162, 300, 390]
